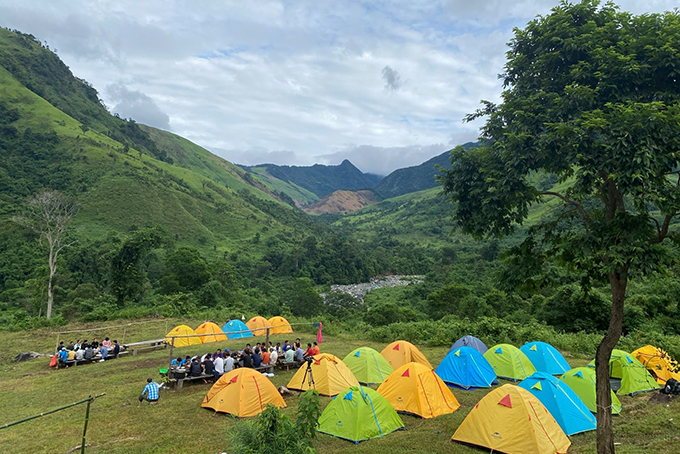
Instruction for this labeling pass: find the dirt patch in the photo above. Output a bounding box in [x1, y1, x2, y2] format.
[648, 392, 677, 405]
[126, 357, 163, 370]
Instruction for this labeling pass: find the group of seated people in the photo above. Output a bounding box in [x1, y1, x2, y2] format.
[168, 338, 321, 380]
[56, 337, 121, 367]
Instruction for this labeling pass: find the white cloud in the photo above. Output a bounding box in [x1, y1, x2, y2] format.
[106, 83, 170, 130]
[0, 0, 677, 174]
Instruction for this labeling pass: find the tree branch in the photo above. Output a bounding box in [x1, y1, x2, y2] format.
[538, 191, 590, 223]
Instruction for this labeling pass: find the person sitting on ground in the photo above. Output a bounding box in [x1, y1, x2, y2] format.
[57, 341, 65, 352]
[67, 348, 76, 361]
[242, 349, 253, 368]
[91, 338, 99, 349]
[99, 345, 108, 362]
[312, 341, 320, 356]
[84, 345, 94, 360]
[269, 347, 278, 365]
[262, 347, 270, 366]
[213, 354, 224, 378]
[252, 348, 262, 368]
[102, 337, 112, 349]
[304, 343, 314, 358]
[203, 355, 215, 376]
[75, 348, 85, 361]
[282, 340, 291, 352]
[111, 340, 120, 358]
[295, 345, 304, 362]
[189, 357, 204, 377]
[138, 378, 159, 407]
[284, 346, 295, 363]
[224, 353, 235, 373]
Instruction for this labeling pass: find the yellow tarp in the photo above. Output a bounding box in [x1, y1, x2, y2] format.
[201, 368, 285, 417]
[287, 353, 359, 396]
[267, 316, 293, 334]
[246, 316, 268, 336]
[164, 324, 201, 348]
[452, 384, 570, 454]
[632, 345, 680, 385]
[380, 340, 432, 370]
[194, 321, 227, 343]
[377, 362, 460, 419]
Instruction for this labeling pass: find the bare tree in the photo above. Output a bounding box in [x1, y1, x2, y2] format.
[13, 189, 79, 319]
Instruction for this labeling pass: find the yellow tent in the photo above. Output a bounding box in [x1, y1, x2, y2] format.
[165, 324, 201, 348]
[377, 362, 460, 419]
[246, 316, 269, 336]
[632, 345, 680, 385]
[287, 353, 359, 396]
[195, 321, 227, 343]
[452, 384, 571, 454]
[380, 340, 432, 370]
[201, 368, 286, 417]
[268, 316, 293, 334]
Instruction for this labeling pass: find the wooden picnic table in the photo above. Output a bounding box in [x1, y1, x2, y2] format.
[123, 339, 167, 356]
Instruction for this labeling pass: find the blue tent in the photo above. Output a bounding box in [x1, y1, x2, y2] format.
[519, 371, 596, 436]
[520, 342, 571, 375]
[436, 346, 497, 390]
[448, 335, 488, 355]
[221, 320, 254, 340]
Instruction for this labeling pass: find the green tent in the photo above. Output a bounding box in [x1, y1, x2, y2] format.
[317, 386, 405, 443]
[587, 349, 659, 395]
[560, 367, 622, 414]
[483, 344, 536, 381]
[343, 347, 394, 385]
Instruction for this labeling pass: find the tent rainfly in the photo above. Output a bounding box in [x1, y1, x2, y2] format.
[448, 335, 488, 355]
[194, 322, 227, 343]
[245, 316, 269, 337]
[483, 344, 536, 381]
[520, 341, 571, 375]
[221, 320, 254, 340]
[343, 347, 394, 385]
[201, 368, 285, 417]
[380, 340, 432, 370]
[287, 353, 359, 396]
[559, 367, 622, 414]
[267, 316, 293, 334]
[436, 346, 497, 389]
[587, 349, 659, 395]
[165, 325, 202, 348]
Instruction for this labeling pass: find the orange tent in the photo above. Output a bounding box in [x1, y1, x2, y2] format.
[632, 345, 680, 385]
[380, 340, 432, 370]
[246, 316, 269, 337]
[377, 362, 460, 419]
[268, 316, 293, 334]
[201, 368, 286, 417]
[287, 353, 359, 396]
[195, 321, 227, 343]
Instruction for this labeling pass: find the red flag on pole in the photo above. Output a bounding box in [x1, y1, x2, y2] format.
[317, 322, 323, 344]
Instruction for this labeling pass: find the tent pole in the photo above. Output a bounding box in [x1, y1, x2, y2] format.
[80, 396, 93, 454]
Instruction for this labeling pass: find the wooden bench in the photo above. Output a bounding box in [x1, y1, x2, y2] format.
[123, 339, 166, 356]
[57, 351, 129, 368]
[253, 364, 275, 374]
[279, 360, 303, 371]
[168, 373, 214, 390]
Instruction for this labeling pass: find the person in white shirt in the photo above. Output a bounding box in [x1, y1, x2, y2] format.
[213, 356, 224, 377]
[224, 354, 235, 373]
[269, 348, 278, 366]
[284, 348, 295, 363]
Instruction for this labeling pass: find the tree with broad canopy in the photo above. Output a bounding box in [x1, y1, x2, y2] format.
[438, 2, 680, 453]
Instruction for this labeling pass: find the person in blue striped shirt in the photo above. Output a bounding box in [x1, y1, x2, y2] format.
[138, 378, 159, 407]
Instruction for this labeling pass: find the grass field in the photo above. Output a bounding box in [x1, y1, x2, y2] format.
[0, 319, 678, 454]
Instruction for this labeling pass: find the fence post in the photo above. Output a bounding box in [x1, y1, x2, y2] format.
[168, 337, 175, 369]
[265, 327, 270, 347]
[80, 396, 93, 454]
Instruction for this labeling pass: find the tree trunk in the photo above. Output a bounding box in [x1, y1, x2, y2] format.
[47, 244, 55, 319]
[595, 270, 627, 454]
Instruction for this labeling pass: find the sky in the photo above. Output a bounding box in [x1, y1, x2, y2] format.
[0, 1, 677, 175]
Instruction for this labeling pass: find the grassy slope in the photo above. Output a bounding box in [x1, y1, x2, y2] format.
[0, 64, 303, 258]
[245, 166, 319, 205]
[0, 319, 677, 454]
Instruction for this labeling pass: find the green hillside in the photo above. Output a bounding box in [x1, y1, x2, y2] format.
[244, 165, 319, 205]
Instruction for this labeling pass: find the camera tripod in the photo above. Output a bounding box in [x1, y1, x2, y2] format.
[300, 357, 316, 391]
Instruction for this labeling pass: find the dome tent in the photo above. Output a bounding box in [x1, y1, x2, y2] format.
[287, 353, 359, 396]
[343, 347, 393, 385]
[380, 340, 432, 370]
[194, 321, 227, 343]
[559, 367, 622, 414]
[448, 335, 488, 355]
[436, 346, 497, 389]
[377, 362, 460, 419]
[484, 344, 536, 381]
[519, 372, 596, 436]
[267, 316, 293, 334]
[221, 320, 254, 340]
[245, 316, 268, 337]
[520, 341, 571, 375]
[632, 345, 680, 385]
[451, 384, 570, 454]
[201, 368, 285, 417]
[317, 386, 405, 443]
[587, 349, 659, 395]
[165, 324, 201, 348]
